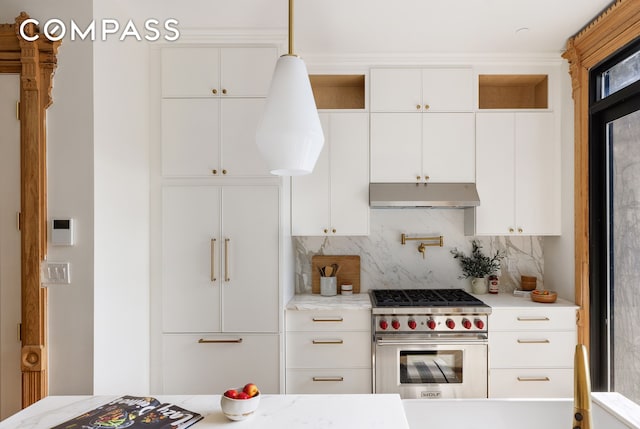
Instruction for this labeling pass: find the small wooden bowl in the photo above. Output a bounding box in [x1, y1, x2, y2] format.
[531, 290, 557, 303]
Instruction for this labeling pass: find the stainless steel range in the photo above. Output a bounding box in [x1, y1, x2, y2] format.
[370, 288, 491, 399]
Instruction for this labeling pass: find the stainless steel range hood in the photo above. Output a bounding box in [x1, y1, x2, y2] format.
[369, 183, 480, 208]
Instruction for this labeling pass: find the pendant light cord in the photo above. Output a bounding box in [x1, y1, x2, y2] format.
[288, 0, 294, 55]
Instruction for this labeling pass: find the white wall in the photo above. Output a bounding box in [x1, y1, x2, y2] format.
[543, 60, 575, 302]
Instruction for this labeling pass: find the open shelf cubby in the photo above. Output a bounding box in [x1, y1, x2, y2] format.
[478, 74, 548, 109]
[309, 74, 365, 109]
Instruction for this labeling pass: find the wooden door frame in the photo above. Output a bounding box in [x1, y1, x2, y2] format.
[0, 12, 60, 408]
[563, 0, 640, 351]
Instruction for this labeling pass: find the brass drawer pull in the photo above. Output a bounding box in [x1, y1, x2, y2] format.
[517, 376, 550, 382]
[210, 238, 216, 282]
[312, 339, 344, 345]
[313, 376, 344, 382]
[517, 339, 550, 344]
[198, 338, 243, 344]
[224, 238, 230, 282]
[312, 317, 344, 322]
[517, 316, 550, 321]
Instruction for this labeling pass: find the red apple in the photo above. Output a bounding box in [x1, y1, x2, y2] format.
[223, 389, 239, 399]
[236, 391, 251, 400]
[243, 383, 259, 397]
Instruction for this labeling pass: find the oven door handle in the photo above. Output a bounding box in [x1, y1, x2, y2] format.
[376, 336, 487, 346]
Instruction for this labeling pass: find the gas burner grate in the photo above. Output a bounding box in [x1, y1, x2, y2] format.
[371, 288, 486, 307]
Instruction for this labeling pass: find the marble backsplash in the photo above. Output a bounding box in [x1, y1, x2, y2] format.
[294, 209, 543, 294]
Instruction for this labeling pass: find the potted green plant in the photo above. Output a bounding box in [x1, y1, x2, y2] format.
[450, 240, 505, 294]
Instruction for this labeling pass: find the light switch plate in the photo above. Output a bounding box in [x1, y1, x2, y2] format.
[41, 262, 71, 285]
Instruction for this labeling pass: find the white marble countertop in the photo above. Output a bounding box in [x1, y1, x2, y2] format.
[473, 291, 578, 308]
[0, 394, 409, 429]
[286, 293, 372, 310]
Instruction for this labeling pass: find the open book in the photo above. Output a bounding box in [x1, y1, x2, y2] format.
[51, 395, 203, 429]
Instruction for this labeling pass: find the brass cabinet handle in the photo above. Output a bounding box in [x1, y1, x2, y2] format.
[212, 89, 218, 95]
[222, 89, 227, 95]
[313, 376, 344, 382]
[312, 317, 343, 322]
[517, 376, 550, 382]
[416, 104, 421, 110]
[210, 238, 217, 281]
[323, 228, 328, 234]
[224, 238, 230, 282]
[424, 104, 430, 110]
[416, 176, 421, 180]
[424, 175, 430, 181]
[312, 339, 344, 345]
[212, 169, 218, 175]
[332, 228, 336, 233]
[517, 339, 550, 344]
[222, 169, 227, 175]
[517, 316, 550, 321]
[198, 338, 243, 344]
[508, 227, 514, 233]
[518, 227, 523, 233]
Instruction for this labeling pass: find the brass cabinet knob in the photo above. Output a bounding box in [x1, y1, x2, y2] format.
[509, 227, 514, 233]
[212, 89, 217, 95]
[424, 175, 430, 181]
[518, 227, 523, 233]
[212, 169, 218, 175]
[416, 175, 421, 180]
[222, 169, 227, 175]
[424, 104, 430, 110]
[323, 229, 328, 234]
[332, 228, 336, 233]
[222, 89, 228, 95]
[416, 104, 421, 110]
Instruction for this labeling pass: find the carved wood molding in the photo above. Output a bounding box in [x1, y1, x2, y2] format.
[0, 11, 60, 408]
[562, 0, 640, 350]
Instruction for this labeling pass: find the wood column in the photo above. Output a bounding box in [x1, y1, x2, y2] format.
[0, 11, 59, 408]
[562, 0, 640, 351]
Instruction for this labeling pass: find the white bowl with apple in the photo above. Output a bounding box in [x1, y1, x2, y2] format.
[220, 383, 260, 421]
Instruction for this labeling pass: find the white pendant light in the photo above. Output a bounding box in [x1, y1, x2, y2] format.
[256, 0, 324, 176]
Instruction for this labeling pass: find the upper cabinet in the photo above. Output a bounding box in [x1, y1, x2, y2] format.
[472, 112, 560, 235]
[161, 47, 277, 98]
[370, 68, 474, 112]
[160, 46, 278, 177]
[292, 112, 369, 236]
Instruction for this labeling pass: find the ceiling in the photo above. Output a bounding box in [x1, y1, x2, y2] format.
[290, 0, 614, 56]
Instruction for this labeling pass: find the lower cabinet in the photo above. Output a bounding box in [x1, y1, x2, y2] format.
[285, 309, 372, 394]
[488, 305, 577, 398]
[162, 333, 280, 394]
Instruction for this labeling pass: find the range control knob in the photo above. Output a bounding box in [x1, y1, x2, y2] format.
[426, 319, 437, 330]
[408, 319, 417, 330]
[462, 318, 472, 329]
[446, 319, 456, 330]
[391, 319, 401, 330]
[474, 319, 485, 330]
[379, 319, 388, 330]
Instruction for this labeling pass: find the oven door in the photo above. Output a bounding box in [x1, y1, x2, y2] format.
[374, 335, 488, 399]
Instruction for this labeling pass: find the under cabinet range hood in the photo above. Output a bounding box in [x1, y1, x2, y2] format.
[369, 183, 480, 208]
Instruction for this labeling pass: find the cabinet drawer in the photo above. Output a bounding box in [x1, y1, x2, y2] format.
[489, 368, 573, 398]
[286, 369, 372, 394]
[286, 331, 371, 368]
[286, 309, 371, 332]
[162, 333, 279, 394]
[490, 307, 577, 331]
[490, 331, 575, 368]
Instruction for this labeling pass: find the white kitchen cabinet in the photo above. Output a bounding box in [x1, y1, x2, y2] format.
[285, 309, 372, 394]
[291, 112, 369, 236]
[370, 112, 475, 183]
[162, 333, 279, 394]
[162, 185, 279, 334]
[161, 46, 277, 98]
[488, 305, 577, 398]
[370, 68, 474, 112]
[160, 46, 277, 177]
[473, 112, 560, 235]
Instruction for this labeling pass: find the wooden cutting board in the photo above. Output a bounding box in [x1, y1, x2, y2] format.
[311, 255, 360, 294]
